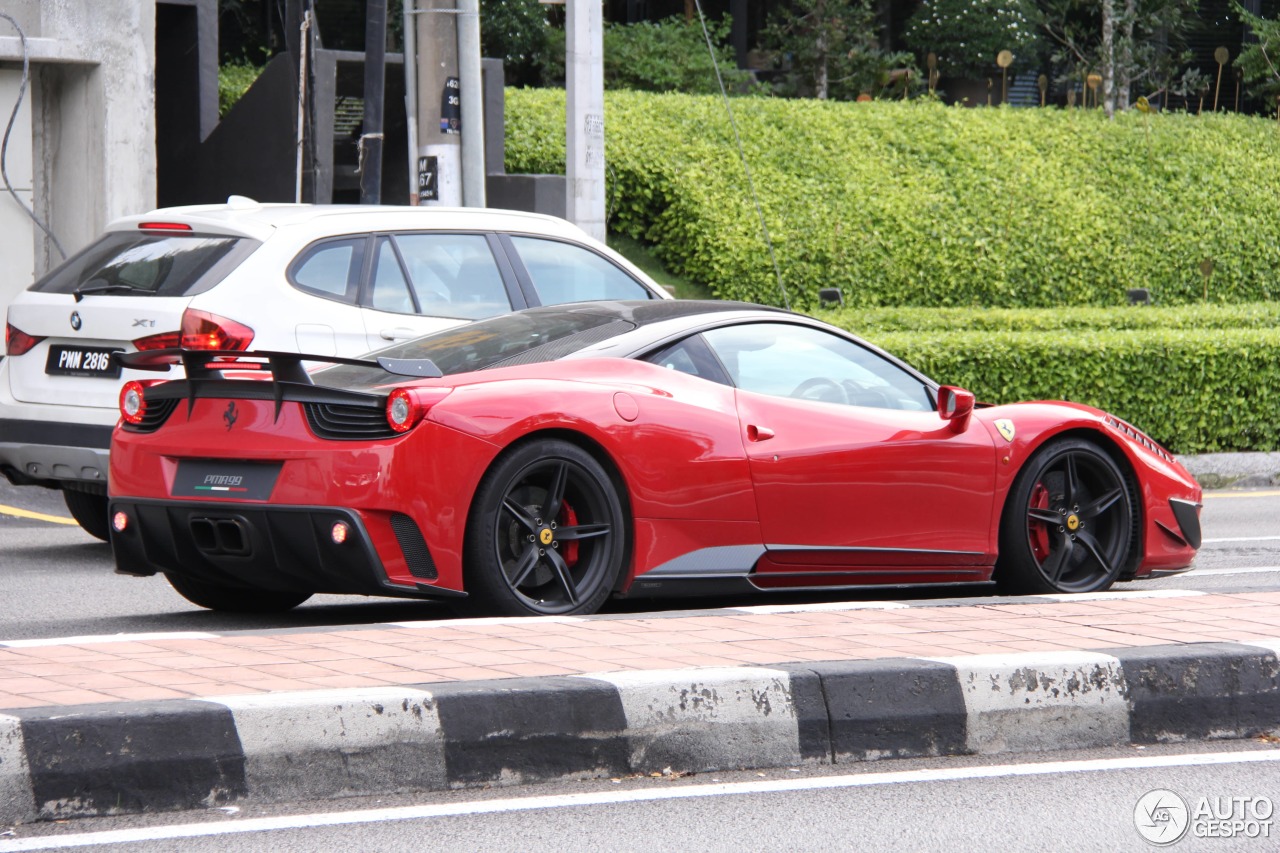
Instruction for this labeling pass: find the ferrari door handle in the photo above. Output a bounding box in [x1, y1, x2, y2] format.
[747, 424, 774, 442]
[380, 327, 418, 341]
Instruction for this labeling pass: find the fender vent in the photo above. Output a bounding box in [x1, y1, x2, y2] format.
[391, 512, 438, 580]
[303, 402, 398, 440]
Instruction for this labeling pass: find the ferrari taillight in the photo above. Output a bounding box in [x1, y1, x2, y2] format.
[120, 380, 148, 424]
[180, 309, 255, 351]
[5, 323, 45, 356]
[386, 387, 451, 434]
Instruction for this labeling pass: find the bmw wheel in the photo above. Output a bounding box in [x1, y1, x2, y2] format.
[63, 490, 110, 542]
[997, 438, 1136, 594]
[466, 438, 626, 616]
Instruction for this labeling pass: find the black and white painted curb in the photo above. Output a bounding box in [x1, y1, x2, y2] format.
[2, 638, 1278, 826]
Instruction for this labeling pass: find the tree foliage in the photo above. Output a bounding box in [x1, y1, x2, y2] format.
[1039, 0, 1198, 112]
[757, 0, 916, 100]
[904, 0, 1043, 79]
[1234, 1, 1280, 104]
[603, 16, 751, 95]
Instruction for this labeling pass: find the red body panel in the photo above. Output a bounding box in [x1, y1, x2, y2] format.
[109, 357, 1201, 600]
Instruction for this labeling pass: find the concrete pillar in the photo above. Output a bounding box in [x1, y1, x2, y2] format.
[415, 0, 462, 206]
[0, 0, 155, 305]
[565, 0, 605, 240]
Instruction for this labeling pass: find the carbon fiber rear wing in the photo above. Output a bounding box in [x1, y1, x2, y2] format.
[113, 348, 443, 421]
[115, 348, 442, 382]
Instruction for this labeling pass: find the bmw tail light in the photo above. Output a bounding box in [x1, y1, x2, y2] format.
[120, 380, 149, 424]
[180, 309, 255, 350]
[386, 387, 451, 434]
[132, 330, 182, 351]
[5, 323, 45, 356]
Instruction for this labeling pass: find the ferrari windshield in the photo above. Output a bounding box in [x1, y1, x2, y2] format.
[314, 308, 636, 390]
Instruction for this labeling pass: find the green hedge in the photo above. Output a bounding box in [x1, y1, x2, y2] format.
[826, 302, 1280, 334]
[505, 89, 1280, 311]
[854, 327, 1280, 454]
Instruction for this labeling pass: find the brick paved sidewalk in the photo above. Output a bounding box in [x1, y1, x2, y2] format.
[2, 590, 1278, 711]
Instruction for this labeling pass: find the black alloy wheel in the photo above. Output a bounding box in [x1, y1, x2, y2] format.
[166, 574, 312, 613]
[997, 437, 1136, 594]
[465, 438, 626, 616]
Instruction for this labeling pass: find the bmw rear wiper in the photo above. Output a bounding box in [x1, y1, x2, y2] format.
[73, 282, 152, 302]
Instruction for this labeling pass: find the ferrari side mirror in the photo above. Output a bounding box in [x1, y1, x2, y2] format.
[937, 385, 975, 432]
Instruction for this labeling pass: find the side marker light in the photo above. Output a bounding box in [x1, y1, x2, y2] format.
[331, 522, 350, 545]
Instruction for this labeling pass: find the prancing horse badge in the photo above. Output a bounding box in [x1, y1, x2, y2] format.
[994, 419, 1016, 442]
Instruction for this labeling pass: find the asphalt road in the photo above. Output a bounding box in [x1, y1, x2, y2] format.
[1, 480, 1278, 641]
[3, 742, 1278, 851]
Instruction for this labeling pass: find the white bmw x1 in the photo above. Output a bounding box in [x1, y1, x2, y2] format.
[0, 199, 671, 539]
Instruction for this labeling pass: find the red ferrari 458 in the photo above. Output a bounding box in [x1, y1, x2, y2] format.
[108, 301, 1201, 616]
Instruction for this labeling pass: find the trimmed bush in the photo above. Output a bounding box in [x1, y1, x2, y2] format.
[505, 89, 1280, 311]
[827, 302, 1280, 334]
[857, 327, 1280, 454]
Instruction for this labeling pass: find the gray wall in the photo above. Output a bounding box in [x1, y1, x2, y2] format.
[0, 0, 157, 309]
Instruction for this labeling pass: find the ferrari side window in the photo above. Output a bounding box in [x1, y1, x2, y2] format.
[702, 323, 932, 411]
[643, 335, 732, 386]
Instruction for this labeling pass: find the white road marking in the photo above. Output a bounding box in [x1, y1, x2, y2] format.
[736, 600, 910, 614]
[0, 632, 220, 649]
[1203, 536, 1280, 543]
[1030, 589, 1203, 601]
[3, 751, 1279, 850]
[1183, 566, 1280, 576]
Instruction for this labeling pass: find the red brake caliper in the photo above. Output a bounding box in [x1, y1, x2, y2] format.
[1028, 482, 1052, 562]
[557, 501, 580, 566]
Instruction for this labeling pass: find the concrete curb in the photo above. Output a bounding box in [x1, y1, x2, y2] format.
[2, 640, 1278, 826]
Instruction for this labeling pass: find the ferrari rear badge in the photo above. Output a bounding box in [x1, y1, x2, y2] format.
[994, 419, 1016, 442]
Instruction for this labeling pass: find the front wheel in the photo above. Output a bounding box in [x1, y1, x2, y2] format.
[464, 438, 626, 616]
[996, 438, 1136, 595]
[166, 574, 312, 613]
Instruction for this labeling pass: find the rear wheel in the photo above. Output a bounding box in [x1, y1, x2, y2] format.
[996, 438, 1135, 594]
[465, 438, 626, 616]
[166, 574, 312, 613]
[63, 490, 110, 542]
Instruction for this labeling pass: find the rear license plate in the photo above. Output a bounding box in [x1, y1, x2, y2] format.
[172, 460, 283, 501]
[45, 345, 124, 378]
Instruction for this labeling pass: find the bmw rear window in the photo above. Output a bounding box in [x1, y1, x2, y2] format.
[30, 232, 259, 298]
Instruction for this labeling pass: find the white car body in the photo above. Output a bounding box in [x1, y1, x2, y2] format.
[0, 200, 671, 537]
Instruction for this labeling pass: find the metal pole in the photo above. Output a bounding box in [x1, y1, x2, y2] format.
[360, 0, 388, 204]
[566, 0, 605, 239]
[416, 0, 462, 206]
[403, 0, 420, 205]
[457, 0, 485, 207]
[295, 10, 312, 203]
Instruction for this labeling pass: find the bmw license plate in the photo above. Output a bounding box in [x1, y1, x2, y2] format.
[45, 345, 124, 378]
